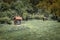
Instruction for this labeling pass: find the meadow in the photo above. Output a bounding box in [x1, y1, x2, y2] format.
[0, 20, 60, 40]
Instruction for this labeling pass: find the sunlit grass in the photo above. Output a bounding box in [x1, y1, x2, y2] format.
[0, 20, 60, 40]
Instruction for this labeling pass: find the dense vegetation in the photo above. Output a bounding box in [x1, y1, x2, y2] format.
[0, 0, 60, 23]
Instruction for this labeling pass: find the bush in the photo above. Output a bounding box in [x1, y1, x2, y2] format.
[34, 15, 40, 19]
[22, 12, 28, 20]
[0, 17, 12, 24]
[57, 17, 60, 22]
[51, 16, 58, 20]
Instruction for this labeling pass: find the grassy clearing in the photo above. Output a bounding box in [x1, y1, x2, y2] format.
[0, 20, 60, 40]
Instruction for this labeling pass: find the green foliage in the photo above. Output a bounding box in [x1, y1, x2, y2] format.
[0, 0, 60, 20]
[0, 17, 12, 24]
[36, 0, 60, 17]
[0, 0, 33, 20]
[22, 12, 28, 20]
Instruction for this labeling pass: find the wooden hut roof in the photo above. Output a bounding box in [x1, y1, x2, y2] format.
[14, 16, 22, 20]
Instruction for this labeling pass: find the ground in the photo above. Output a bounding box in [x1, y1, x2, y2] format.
[0, 20, 60, 40]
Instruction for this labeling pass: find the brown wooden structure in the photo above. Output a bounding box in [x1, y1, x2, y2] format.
[14, 16, 22, 25]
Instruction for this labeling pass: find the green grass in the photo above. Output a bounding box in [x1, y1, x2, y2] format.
[0, 20, 60, 40]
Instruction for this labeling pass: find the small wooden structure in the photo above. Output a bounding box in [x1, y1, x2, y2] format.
[14, 16, 22, 25]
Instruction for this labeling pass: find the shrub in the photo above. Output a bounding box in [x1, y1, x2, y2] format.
[22, 12, 28, 20]
[57, 17, 60, 22]
[27, 15, 34, 20]
[34, 15, 40, 19]
[51, 16, 58, 20]
[0, 17, 12, 24]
